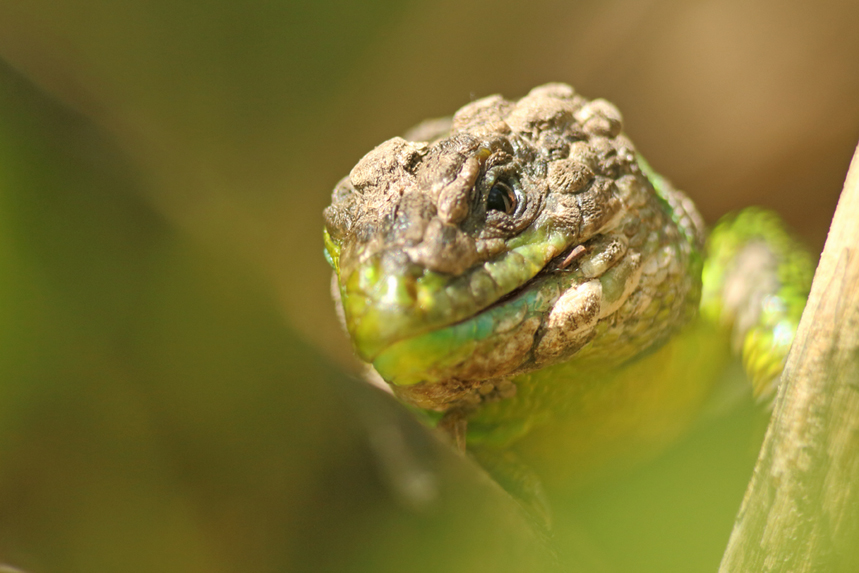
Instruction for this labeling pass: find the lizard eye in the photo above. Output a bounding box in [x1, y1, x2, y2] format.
[487, 181, 517, 215]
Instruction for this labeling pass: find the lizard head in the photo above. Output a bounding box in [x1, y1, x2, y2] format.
[323, 84, 703, 411]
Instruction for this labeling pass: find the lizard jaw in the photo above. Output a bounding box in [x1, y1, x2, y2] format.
[336, 226, 576, 363]
[368, 231, 644, 411]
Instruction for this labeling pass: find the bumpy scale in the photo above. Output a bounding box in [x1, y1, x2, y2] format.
[323, 83, 814, 490]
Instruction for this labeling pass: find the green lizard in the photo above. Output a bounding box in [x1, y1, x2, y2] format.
[322, 83, 814, 499]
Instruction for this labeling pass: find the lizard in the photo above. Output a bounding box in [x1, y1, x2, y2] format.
[321, 83, 814, 507]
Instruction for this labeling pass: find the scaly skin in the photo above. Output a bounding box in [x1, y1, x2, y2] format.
[322, 83, 814, 488]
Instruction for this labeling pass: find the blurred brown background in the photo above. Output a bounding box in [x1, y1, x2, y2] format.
[0, 0, 856, 571]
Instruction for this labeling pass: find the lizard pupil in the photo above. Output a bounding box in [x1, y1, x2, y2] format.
[487, 181, 516, 214]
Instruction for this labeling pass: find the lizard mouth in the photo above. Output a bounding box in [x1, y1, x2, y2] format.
[368, 257, 575, 387]
[352, 232, 639, 391]
[335, 226, 578, 364]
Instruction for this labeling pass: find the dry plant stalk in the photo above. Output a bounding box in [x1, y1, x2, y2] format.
[719, 142, 859, 572]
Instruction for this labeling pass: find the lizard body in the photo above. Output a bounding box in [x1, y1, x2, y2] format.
[323, 83, 814, 488]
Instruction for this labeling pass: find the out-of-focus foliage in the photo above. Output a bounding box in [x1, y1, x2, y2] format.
[0, 63, 553, 572]
[0, 0, 856, 571]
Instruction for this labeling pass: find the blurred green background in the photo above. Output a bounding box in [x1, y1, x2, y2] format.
[0, 1, 856, 571]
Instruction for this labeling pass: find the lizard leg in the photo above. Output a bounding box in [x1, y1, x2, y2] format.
[701, 208, 815, 401]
